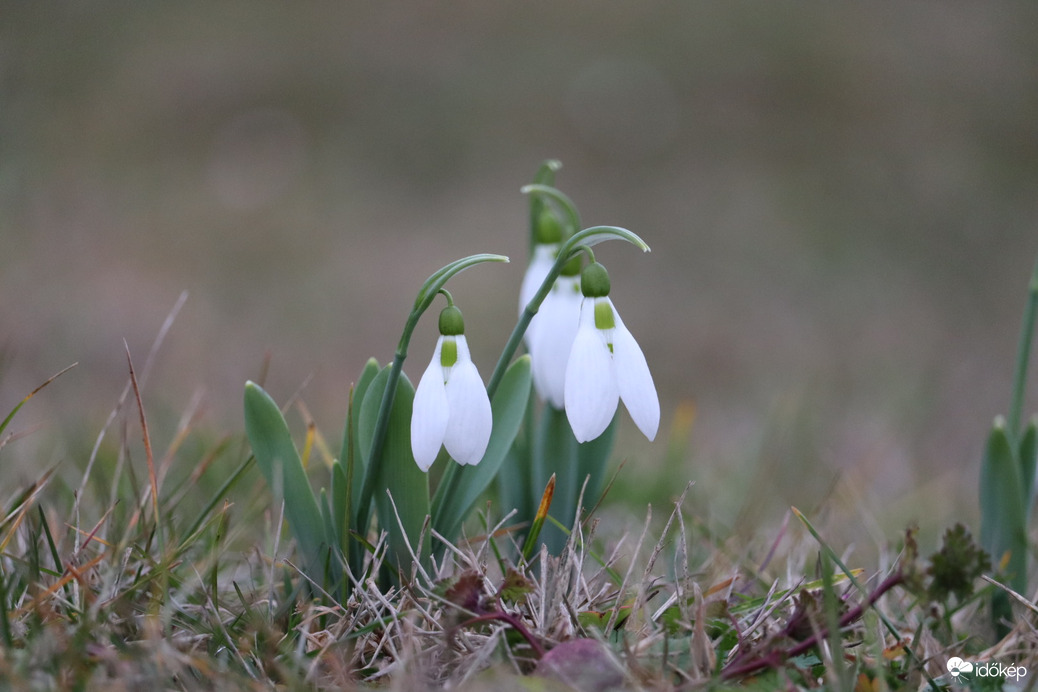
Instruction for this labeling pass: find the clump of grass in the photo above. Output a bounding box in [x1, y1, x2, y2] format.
[1, 351, 1034, 692]
[1, 282, 1036, 690]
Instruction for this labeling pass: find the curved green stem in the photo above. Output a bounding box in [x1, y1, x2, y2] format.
[354, 254, 507, 537]
[1008, 255, 1038, 443]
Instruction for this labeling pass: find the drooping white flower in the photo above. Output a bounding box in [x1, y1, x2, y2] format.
[519, 243, 559, 318]
[529, 274, 581, 408]
[519, 243, 559, 349]
[563, 263, 659, 443]
[410, 307, 493, 471]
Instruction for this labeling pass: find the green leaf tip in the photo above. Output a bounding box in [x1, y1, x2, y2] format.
[414, 253, 510, 313]
[564, 225, 650, 255]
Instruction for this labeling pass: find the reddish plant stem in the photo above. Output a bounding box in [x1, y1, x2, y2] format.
[721, 571, 905, 681]
[459, 610, 548, 659]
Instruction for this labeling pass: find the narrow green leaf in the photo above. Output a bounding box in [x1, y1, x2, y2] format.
[979, 421, 1027, 593]
[819, 551, 850, 691]
[358, 367, 429, 570]
[533, 160, 561, 186]
[0, 363, 77, 440]
[533, 405, 579, 554]
[243, 382, 326, 578]
[561, 224, 650, 254]
[529, 161, 562, 255]
[431, 355, 532, 543]
[521, 183, 581, 241]
[576, 413, 617, 512]
[1008, 256, 1038, 438]
[1019, 421, 1037, 518]
[347, 358, 380, 525]
[319, 488, 335, 555]
[495, 399, 535, 528]
[330, 461, 348, 555]
[318, 488, 346, 595]
[413, 254, 509, 316]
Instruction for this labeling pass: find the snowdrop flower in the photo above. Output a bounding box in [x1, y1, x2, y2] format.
[564, 262, 659, 443]
[529, 265, 581, 408]
[411, 304, 493, 471]
[519, 206, 564, 347]
[519, 243, 559, 324]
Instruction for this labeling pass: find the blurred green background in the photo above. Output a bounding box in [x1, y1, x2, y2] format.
[2, 3, 1037, 541]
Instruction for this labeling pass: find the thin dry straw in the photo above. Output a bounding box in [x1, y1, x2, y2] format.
[124, 341, 160, 546]
[74, 290, 188, 518]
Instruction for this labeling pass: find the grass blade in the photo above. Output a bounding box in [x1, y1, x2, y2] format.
[0, 363, 77, 441]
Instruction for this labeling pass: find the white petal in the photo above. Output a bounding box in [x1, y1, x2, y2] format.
[530, 276, 581, 408]
[519, 245, 558, 315]
[443, 352, 493, 465]
[410, 339, 448, 471]
[519, 245, 558, 348]
[564, 300, 619, 442]
[611, 307, 660, 441]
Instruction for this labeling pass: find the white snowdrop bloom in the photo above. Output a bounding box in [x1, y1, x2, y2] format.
[519, 243, 560, 348]
[529, 274, 581, 408]
[563, 263, 659, 443]
[519, 243, 559, 316]
[410, 307, 493, 471]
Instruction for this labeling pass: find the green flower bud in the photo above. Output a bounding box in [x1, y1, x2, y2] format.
[534, 207, 564, 244]
[580, 261, 611, 298]
[559, 252, 583, 277]
[438, 305, 465, 336]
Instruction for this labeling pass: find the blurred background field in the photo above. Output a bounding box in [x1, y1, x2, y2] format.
[2, 2, 1037, 548]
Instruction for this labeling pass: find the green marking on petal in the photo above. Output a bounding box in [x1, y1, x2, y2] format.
[441, 338, 458, 368]
[594, 300, 615, 331]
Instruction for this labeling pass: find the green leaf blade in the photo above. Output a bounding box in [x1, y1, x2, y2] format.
[979, 421, 1027, 591]
[413, 253, 510, 315]
[432, 355, 533, 542]
[533, 405, 579, 553]
[358, 367, 429, 571]
[243, 381, 326, 578]
[347, 358, 381, 526]
[1019, 421, 1037, 516]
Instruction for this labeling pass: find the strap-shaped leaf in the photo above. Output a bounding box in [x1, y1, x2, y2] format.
[243, 382, 326, 577]
[979, 421, 1027, 592]
[532, 405, 579, 553]
[358, 366, 429, 570]
[432, 355, 532, 543]
[330, 460, 349, 555]
[576, 413, 617, 512]
[412, 254, 509, 318]
[1019, 421, 1037, 518]
[346, 358, 380, 526]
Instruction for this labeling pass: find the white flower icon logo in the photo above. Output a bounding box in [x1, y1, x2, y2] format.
[946, 657, 974, 679]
